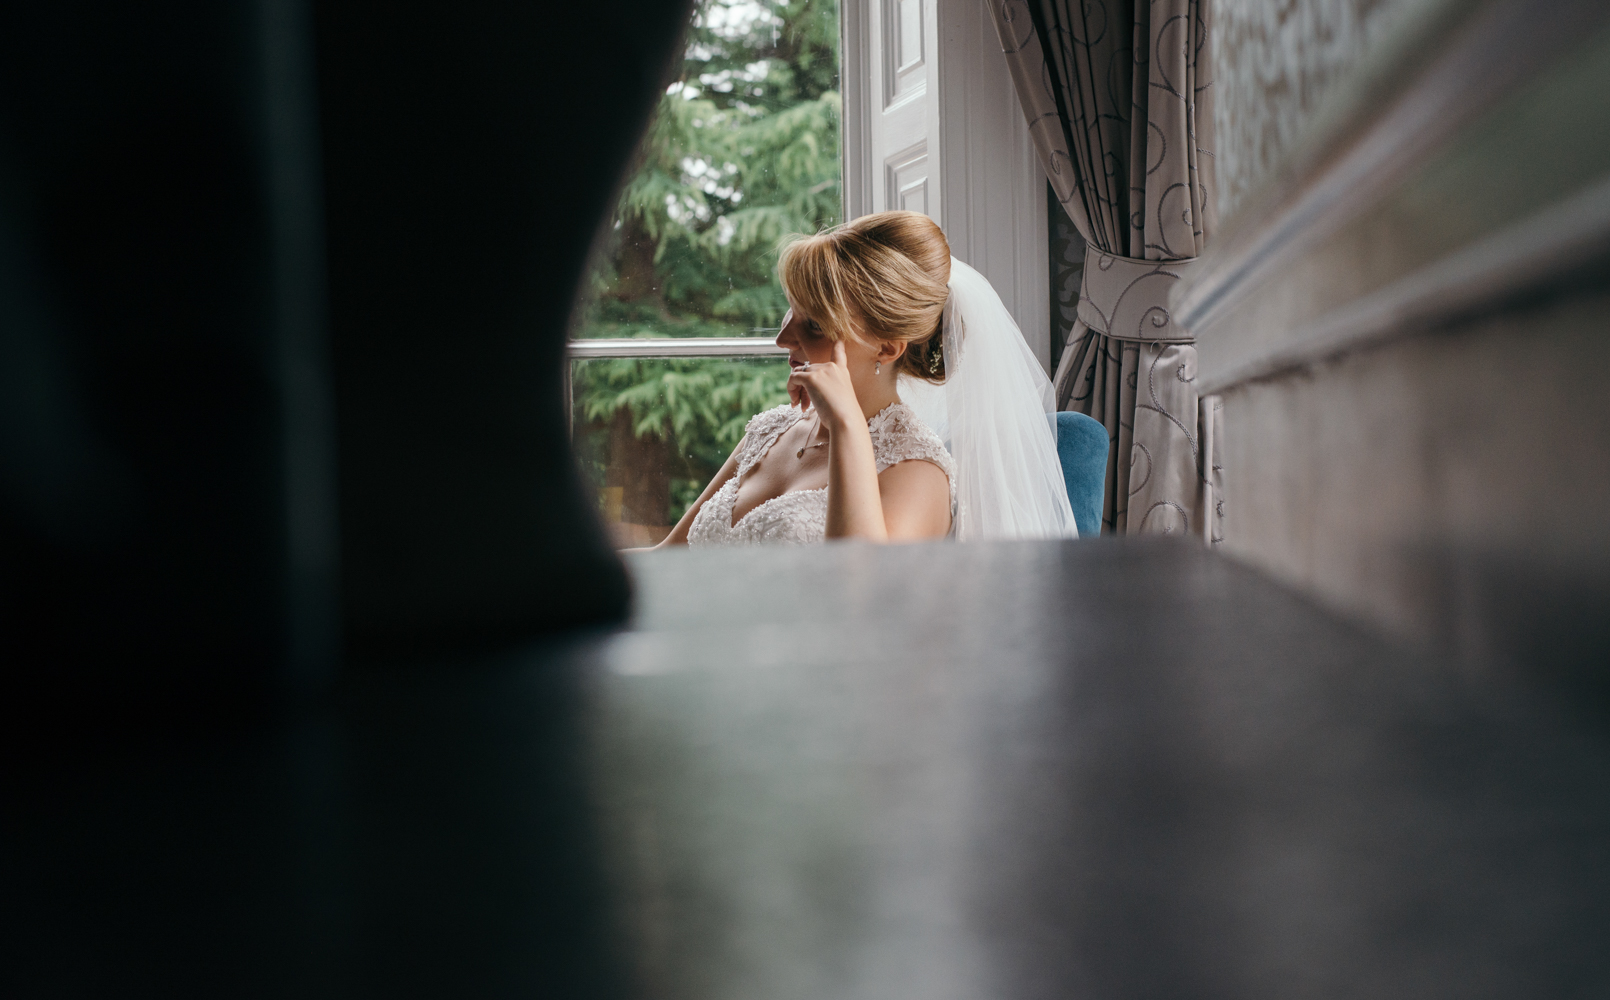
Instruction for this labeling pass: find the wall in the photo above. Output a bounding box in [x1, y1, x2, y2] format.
[1224, 288, 1610, 673]
[1214, 0, 1416, 217]
[1182, 0, 1610, 678]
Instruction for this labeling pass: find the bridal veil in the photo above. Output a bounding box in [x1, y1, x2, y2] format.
[901, 258, 1079, 541]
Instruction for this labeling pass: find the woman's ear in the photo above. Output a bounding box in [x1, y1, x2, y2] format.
[878, 340, 908, 362]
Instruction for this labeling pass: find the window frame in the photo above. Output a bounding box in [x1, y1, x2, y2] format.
[564, 0, 1051, 465]
[562, 339, 788, 438]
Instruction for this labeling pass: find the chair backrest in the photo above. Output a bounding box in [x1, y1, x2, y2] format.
[1055, 411, 1109, 538]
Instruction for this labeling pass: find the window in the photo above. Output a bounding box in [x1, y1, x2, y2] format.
[569, 0, 841, 547]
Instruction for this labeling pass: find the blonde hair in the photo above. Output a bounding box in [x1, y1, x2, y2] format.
[776, 210, 951, 383]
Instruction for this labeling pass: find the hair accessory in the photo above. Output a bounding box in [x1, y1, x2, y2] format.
[928, 341, 942, 375]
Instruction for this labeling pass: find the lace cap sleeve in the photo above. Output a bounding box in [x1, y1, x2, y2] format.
[733, 404, 801, 478]
[868, 403, 957, 505]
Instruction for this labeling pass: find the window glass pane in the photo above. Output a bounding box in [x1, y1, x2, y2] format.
[573, 0, 841, 342]
[572, 356, 791, 546]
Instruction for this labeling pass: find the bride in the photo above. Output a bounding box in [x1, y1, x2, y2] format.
[648, 210, 1077, 548]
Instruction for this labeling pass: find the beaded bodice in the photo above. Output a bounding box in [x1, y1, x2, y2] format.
[686, 402, 954, 546]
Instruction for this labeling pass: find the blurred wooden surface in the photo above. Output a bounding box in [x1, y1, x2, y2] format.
[8, 539, 1609, 997]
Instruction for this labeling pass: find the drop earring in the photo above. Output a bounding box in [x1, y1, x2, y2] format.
[875, 360, 881, 375]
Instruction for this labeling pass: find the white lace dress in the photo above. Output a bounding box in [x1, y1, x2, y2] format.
[687, 402, 956, 546]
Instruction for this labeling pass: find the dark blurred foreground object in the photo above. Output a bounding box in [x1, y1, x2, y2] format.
[7, 540, 1609, 996]
[0, 0, 688, 731]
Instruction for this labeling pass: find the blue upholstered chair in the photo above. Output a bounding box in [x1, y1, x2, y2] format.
[1055, 411, 1108, 538]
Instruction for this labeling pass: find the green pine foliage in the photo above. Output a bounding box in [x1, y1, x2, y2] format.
[572, 0, 841, 526]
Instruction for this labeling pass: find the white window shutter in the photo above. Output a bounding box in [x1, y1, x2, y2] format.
[843, 0, 1052, 373]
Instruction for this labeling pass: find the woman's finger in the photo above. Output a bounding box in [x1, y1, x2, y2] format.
[832, 339, 848, 367]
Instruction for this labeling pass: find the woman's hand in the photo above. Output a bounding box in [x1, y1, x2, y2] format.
[787, 339, 861, 429]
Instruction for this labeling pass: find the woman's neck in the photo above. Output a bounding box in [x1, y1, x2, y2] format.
[859, 383, 901, 421]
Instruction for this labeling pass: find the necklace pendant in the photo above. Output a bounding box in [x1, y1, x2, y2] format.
[796, 447, 805, 459]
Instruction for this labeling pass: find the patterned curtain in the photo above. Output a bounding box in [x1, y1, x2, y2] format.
[992, 0, 1222, 542]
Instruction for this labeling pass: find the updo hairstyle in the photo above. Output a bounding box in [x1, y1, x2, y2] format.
[776, 210, 951, 384]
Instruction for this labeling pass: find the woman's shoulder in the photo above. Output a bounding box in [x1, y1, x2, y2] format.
[868, 401, 943, 444]
[868, 403, 954, 478]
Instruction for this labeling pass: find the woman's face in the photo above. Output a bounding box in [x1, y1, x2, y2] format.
[776, 307, 879, 371]
[775, 307, 836, 367]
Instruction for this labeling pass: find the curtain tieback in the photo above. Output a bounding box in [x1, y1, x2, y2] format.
[1076, 246, 1199, 344]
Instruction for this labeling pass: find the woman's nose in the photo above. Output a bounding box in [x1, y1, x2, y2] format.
[775, 310, 796, 349]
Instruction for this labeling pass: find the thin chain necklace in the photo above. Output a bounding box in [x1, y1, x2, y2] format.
[796, 413, 828, 459]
